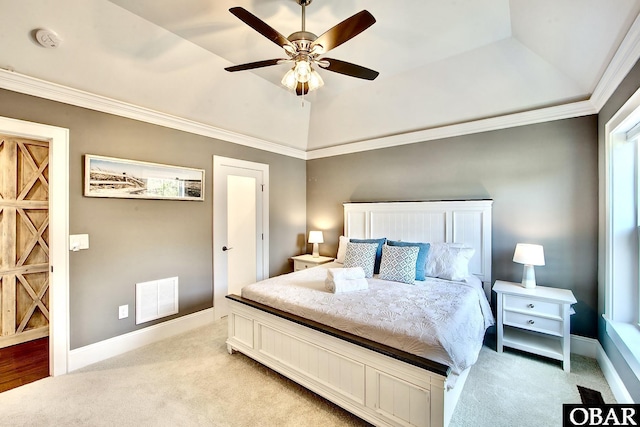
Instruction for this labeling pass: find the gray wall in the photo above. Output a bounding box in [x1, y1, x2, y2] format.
[307, 116, 599, 338]
[598, 59, 640, 401]
[0, 89, 306, 349]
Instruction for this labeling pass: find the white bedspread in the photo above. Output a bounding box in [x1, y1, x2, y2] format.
[241, 262, 494, 379]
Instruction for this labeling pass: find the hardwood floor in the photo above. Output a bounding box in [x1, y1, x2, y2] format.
[0, 338, 49, 393]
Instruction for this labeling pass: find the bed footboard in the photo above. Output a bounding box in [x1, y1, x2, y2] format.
[225, 295, 467, 427]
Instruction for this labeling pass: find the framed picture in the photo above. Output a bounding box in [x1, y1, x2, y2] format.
[84, 155, 205, 201]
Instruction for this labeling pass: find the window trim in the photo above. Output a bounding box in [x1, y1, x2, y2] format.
[603, 86, 640, 379]
[638, 141, 640, 328]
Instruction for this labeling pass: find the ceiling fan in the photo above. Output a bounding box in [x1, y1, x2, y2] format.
[225, 0, 379, 96]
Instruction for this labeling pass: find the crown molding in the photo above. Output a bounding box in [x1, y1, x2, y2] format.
[0, 69, 307, 160]
[591, 12, 640, 111]
[306, 100, 597, 159]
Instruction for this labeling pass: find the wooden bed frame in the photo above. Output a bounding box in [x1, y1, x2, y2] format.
[226, 200, 493, 427]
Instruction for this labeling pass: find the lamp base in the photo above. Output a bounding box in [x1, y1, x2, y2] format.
[312, 243, 319, 258]
[521, 264, 537, 288]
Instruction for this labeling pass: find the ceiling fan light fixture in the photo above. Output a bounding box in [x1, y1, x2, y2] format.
[294, 60, 312, 83]
[307, 69, 324, 91]
[282, 61, 323, 93]
[281, 68, 298, 90]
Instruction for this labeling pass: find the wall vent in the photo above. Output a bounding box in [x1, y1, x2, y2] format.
[136, 277, 179, 324]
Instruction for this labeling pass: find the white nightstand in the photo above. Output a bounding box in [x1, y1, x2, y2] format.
[291, 254, 334, 271]
[493, 280, 576, 372]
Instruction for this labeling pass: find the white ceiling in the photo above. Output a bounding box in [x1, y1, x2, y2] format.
[1, 0, 639, 154]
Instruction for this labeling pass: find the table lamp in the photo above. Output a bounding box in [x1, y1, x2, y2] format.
[513, 243, 545, 288]
[308, 231, 324, 258]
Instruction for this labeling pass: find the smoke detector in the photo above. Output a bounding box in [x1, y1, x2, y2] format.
[35, 29, 61, 49]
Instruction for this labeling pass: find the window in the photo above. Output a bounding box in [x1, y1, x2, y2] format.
[607, 111, 640, 326]
[603, 87, 640, 380]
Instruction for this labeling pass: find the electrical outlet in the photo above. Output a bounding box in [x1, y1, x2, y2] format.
[118, 304, 128, 319]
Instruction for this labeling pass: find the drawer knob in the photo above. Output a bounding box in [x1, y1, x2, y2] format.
[527, 303, 535, 309]
[528, 320, 535, 325]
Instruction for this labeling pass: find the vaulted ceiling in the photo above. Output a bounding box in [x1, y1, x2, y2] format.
[1, 0, 640, 158]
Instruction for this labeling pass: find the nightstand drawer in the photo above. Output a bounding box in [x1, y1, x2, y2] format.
[503, 294, 562, 317]
[504, 311, 562, 336]
[295, 262, 314, 271]
[291, 255, 334, 272]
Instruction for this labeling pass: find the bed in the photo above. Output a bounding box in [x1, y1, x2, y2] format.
[225, 200, 493, 427]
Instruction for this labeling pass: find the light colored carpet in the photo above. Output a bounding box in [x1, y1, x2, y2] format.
[0, 319, 614, 427]
[450, 333, 615, 427]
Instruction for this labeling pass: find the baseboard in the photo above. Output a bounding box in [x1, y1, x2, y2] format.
[569, 334, 633, 402]
[571, 334, 598, 358]
[68, 308, 214, 372]
[596, 342, 634, 403]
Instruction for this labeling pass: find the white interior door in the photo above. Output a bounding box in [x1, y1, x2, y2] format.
[213, 156, 269, 319]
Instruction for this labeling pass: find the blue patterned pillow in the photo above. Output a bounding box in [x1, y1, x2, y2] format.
[343, 242, 378, 278]
[350, 237, 386, 274]
[378, 245, 419, 284]
[387, 240, 430, 280]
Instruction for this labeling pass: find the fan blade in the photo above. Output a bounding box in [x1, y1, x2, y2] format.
[295, 81, 309, 96]
[225, 58, 287, 72]
[311, 10, 375, 54]
[229, 7, 294, 49]
[319, 58, 379, 80]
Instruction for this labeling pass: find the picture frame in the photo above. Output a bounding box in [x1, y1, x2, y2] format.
[84, 155, 205, 201]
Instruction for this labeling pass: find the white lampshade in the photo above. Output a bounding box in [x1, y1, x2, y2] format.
[308, 231, 324, 244]
[308, 231, 323, 258]
[513, 243, 545, 288]
[513, 243, 545, 266]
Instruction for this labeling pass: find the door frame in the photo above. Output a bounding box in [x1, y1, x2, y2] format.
[0, 116, 69, 376]
[213, 156, 269, 320]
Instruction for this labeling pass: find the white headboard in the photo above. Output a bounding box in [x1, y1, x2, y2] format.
[343, 200, 493, 286]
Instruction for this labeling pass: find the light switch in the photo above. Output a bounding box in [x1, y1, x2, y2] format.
[69, 234, 89, 251]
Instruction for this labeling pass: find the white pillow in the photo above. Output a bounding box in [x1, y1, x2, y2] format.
[343, 242, 378, 278]
[378, 245, 419, 284]
[425, 243, 475, 281]
[336, 235, 349, 264]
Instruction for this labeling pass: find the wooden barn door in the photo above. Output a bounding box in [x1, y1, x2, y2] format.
[0, 134, 50, 349]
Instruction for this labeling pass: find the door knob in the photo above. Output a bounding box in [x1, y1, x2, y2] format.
[222, 246, 233, 252]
